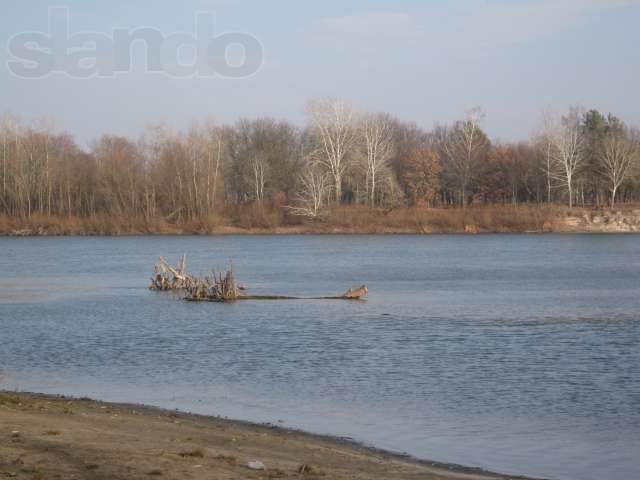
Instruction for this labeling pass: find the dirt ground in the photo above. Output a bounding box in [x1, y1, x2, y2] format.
[0, 392, 521, 480]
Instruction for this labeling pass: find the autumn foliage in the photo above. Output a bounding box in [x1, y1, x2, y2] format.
[402, 148, 443, 207]
[1, 102, 639, 235]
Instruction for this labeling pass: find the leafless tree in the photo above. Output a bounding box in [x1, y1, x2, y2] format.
[600, 127, 638, 208]
[206, 123, 223, 215]
[307, 98, 357, 203]
[228, 118, 300, 203]
[0, 114, 12, 204]
[3, 116, 30, 217]
[36, 116, 56, 215]
[287, 162, 331, 218]
[443, 107, 490, 206]
[541, 136, 556, 204]
[545, 107, 585, 209]
[250, 154, 267, 202]
[360, 113, 395, 206]
[4, 101, 640, 228]
[188, 131, 202, 218]
[534, 110, 564, 203]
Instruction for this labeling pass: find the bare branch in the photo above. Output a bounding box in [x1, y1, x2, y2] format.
[307, 98, 357, 203]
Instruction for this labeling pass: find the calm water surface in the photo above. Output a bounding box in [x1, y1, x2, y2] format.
[1, 235, 639, 480]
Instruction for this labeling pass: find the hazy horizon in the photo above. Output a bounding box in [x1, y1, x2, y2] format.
[1, 0, 639, 145]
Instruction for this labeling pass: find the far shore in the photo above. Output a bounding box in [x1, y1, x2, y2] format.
[0, 391, 535, 480]
[2, 205, 640, 237]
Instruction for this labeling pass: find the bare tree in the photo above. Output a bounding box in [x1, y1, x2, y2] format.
[188, 131, 201, 219]
[206, 123, 223, 215]
[287, 163, 331, 218]
[545, 107, 585, 209]
[228, 118, 300, 204]
[0, 114, 11, 204]
[5, 100, 640, 228]
[443, 107, 490, 206]
[307, 98, 357, 203]
[600, 127, 638, 208]
[535, 110, 563, 203]
[541, 135, 556, 204]
[250, 154, 267, 202]
[36, 116, 56, 215]
[360, 113, 395, 206]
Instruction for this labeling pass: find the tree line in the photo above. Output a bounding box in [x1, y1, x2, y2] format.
[1, 99, 639, 223]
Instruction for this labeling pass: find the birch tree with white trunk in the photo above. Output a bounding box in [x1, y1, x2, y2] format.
[307, 98, 357, 203]
[360, 113, 395, 206]
[250, 154, 267, 202]
[287, 162, 331, 218]
[535, 109, 564, 204]
[600, 127, 638, 208]
[206, 124, 223, 216]
[545, 107, 585, 209]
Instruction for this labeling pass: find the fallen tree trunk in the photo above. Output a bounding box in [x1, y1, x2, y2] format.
[152, 257, 368, 302]
[185, 269, 368, 303]
[150, 254, 194, 291]
[185, 292, 368, 302]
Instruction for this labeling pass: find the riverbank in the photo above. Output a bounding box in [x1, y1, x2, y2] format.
[0, 392, 526, 480]
[2, 205, 640, 236]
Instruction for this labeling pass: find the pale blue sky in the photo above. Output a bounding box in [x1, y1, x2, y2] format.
[1, 0, 639, 144]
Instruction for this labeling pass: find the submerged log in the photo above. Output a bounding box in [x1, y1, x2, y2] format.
[152, 256, 369, 302]
[184, 266, 368, 303]
[186, 291, 368, 302]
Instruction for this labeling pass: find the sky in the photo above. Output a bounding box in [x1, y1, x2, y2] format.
[1, 0, 639, 145]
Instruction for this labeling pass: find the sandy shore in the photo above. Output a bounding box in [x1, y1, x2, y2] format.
[0, 392, 530, 480]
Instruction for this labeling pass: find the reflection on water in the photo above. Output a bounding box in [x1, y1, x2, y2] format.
[1, 235, 639, 480]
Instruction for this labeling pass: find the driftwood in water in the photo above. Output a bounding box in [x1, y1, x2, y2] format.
[149, 256, 369, 302]
[184, 265, 368, 303]
[186, 267, 240, 302]
[342, 285, 369, 299]
[150, 254, 195, 291]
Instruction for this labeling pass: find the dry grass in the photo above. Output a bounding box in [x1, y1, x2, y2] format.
[229, 202, 285, 229]
[0, 393, 22, 405]
[2, 203, 635, 236]
[320, 204, 560, 234]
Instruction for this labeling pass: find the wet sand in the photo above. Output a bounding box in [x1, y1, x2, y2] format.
[0, 392, 530, 480]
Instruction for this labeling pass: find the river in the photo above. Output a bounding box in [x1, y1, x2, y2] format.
[1, 235, 639, 480]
